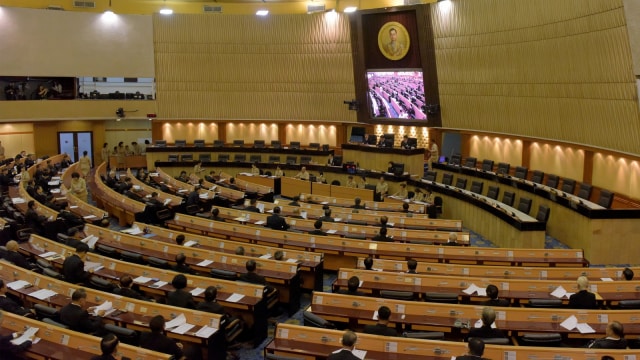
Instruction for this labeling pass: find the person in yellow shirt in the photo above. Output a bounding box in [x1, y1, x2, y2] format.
[294, 166, 310, 180]
[375, 176, 388, 200]
[346, 175, 358, 188]
[392, 183, 408, 199]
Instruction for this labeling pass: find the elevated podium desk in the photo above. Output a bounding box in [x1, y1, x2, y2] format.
[341, 144, 425, 176]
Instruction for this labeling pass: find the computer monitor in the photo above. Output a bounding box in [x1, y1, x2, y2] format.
[194, 139, 205, 148]
[155, 140, 166, 147]
[407, 137, 417, 149]
[290, 141, 300, 150]
[366, 134, 378, 145]
[391, 163, 405, 176]
[383, 133, 395, 148]
[350, 135, 364, 143]
[174, 139, 186, 147]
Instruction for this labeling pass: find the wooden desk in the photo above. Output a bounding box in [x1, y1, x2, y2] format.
[1, 311, 171, 360]
[127, 169, 184, 207]
[301, 193, 426, 213]
[109, 154, 146, 169]
[341, 144, 425, 177]
[280, 177, 311, 198]
[93, 162, 146, 226]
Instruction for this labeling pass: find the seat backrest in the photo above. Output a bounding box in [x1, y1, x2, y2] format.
[497, 162, 510, 175]
[168, 154, 178, 162]
[43, 317, 69, 329]
[380, 290, 416, 301]
[577, 183, 592, 200]
[531, 170, 544, 184]
[286, 156, 297, 165]
[253, 140, 265, 148]
[300, 156, 312, 165]
[308, 142, 320, 149]
[618, 300, 640, 309]
[517, 197, 532, 214]
[487, 186, 500, 200]
[271, 140, 281, 149]
[303, 311, 335, 329]
[332, 155, 343, 166]
[561, 178, 576, 194]
[455, 178, 467, 190]
[174, 140, 186, 147]
[147, 256, 170, 269]
[96, 243, 119, 257]
[268, 155, 280, 163]
[180, 154, 193, 162]
[104, 324, 139, 345]
[121, 250, 144, 264]
[199, 154, 211, 162]
[424, 171, 437, 182]
[34, 303, 59, 320]
[193, 139, 205, 148]
[289, 141, 301, 149]
[43, 267, 64, 280]
[450, 154, 461, 166]
[535, 205, 550, 222]
[210, 268, 238, 281]
[234, 154, 246, 162]
[520, 333, 562, 346]
[218, 154, 230, 162]
[546, 174, 559, 188]
[481, 159, 494, 172]
[464, 157, 477, 168]
[442, 173, 453, 186]
[403, 331, 444, 340]
[528, 298, 563, 308]
[514, 166, 528, 179]
[502, 191, 515, 207]
[250, 155, 262, 163]
[470, 181, 483, 194]
[233, 140, 244, 147]
[597, 189, 614, 208]
[475, 337, 510, 345]
[423, 292, 458, 304]
[213, 140, 224, 148]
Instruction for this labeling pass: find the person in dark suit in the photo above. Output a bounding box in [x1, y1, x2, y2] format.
[288, 195, 301, 207]
[456, 338, 486, 360]
[4, 240, 34, 270]
[338, 276, 364, 296]
[25, 200, 47, 235]
[62, 242, 92, 285]
[204, 170, 218, 183]
[245, 198, 261, 213]
[147, 191, 164, 207]
[0, 310, 34, 360]
[372, 227, 392, 242]
[308, 220, 327, 236]
[239, 259, 266, 285]
[60, 288, 104, 334]
[209, 207, 226, 222]
[466, 307, 506, 340]
[363, 256, 374, 270]
[0, 280, 33, 317]
[186, 185, 201, 207]
[363, 306, 397, 336]
[196, 286, 225, 315]
[444, 232, 460, 246]
[351, 197, 365, 210]
[173, 253, 194, 274]
[167, 274, 196, 309]
[623, 267, 634, 280]
[105, 170, 119, 189]
[266, 206, 289, 231]
[114, 275, 147, 301]
[90, 333, 119, 360]
[139, 315, 184, 359]
[569, 276, 598, 309]
[483, 284, 510, 307]
[318, 208, 334, 222]
[327, 330, 360, 360]
[116, 177, 133, 194]
[406, 259, 418, 274]
[588, 321, 627, 349]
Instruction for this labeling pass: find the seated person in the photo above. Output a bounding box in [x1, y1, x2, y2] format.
[0, 310, 34, 359]
[588, 321, 627, 349]
[251, 163, 260, 176]
[266, 206, 289, 231]
[309, 220, 327, 236]
[196, 286, 225, 315]
[0, 280, 34, 317]
[116, 177, 133, 194]
[623, 267, 634, 280]
[316, 171, 327, 184]
[204, 170, 218, 183]
[274, 166, 284, 177]
[318, 208, 334, 222]
[235, 246, 245, 256]
[379, 215, 390, 228]
[60, 288, 104, 334]
[338, 276, 364, 296]
[346, 175, 358, 188]
[294, 167, 310, 180]
[175, 171, 188, 183]
[372, 227, 392, 242]
[186, 185, 201, 207]
[328, 331, 359, 360]
[209, 207, 226, 222]
[175, 234, 185, 246]
[239, 259, 267, 285]
[115, 275, 147, 301]
[4, 240, 35, 270]
[363, 306, 397, 336]
[25, 200, 47, 235]
[377, 134, 386, 148]
[62, 243, 92, 285]
[274, 250, 284, 261]
[466, 307, 506, 340]
[173, 253, 194, 274]
[483, 284, 510, 307]
[351, 197, 365, 210]
[406, 259, 418, 274]
[568, 276, 598, 309]
[105, 170, 119, 189]
[288, 195, 301, 207]
[146, 191, 164, 207]
[444, 232, 459, 246]
[167, 274, 197, 309]
[392, 183, 408, 199]
[400, 135, 410, 149]
[456, 338, 485, 360]
[139, 315, 184, 359]
[245, 198, 261, 213]
[91, 333, 119, 360]
[363, 257, 374, 270]
[402, 202, 411, 214]
[412, 188, 425, 202]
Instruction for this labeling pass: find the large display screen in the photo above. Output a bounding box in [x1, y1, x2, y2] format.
[366, 70, 427, 121]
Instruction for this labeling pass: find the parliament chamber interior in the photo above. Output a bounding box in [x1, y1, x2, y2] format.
[1, 0, 640, 359]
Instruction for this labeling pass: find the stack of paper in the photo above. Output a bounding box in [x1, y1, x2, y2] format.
[550, 286, 573, 299]
[196, 259, 213, 266]
[226, 293, 245, 303]
[474, 319, 497, 329]
[184, 240, 198, 247]
[84, 261, 104, 272]
[93, 301, 114, 316]
[7, 280, 31, 290]
[560, 315, 596, 333]
[462, 284, 487, 296]
[150, 281, 168, 288]
[11, 327, 38, 345]
[30, 289, 57, 300]
[165, 314, 186, 330]
[39, 252, 60, 260]
[81, 235, 100, 249]
[133, 276, 152, 284]
[171, 323, 195, 334]
[190, 288, 205, 296]
[122, 225, 143, 235]
[11, 198, 25, 204]
[195, 326, 218, 338]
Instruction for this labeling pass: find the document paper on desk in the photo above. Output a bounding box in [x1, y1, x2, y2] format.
[164, 314, 187, 330]
[93, 301, 114, 316]
[195, 325, 218, 338]
[30, 289, 57, 300]
[84, 261, 103, 272]
[171, 323, 195, 335]
[226, 293, 245, 303]
[11, 327, 39, 345]
[7, 280, 31, 290]
[330, 348, 366, 360]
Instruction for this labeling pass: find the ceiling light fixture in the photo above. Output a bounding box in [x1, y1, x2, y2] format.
[344, 6, 357, 13]
[256, 10, 269, 16]
[159, 0, 173, 15]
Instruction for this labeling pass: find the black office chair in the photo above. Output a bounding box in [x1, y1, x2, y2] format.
[95, 244, 119, 259]
[289, 141, 300, 150]
[513, 166, 528, 179]
[194, 139, 205, 148]
[286, 156, 297, 165]
[474, 337, 510, 345]
[617, 300, 640, 309]
[270, 140, 281, 149]
[531, 170, 544, 184]
[34, 304, 59, 321]
[253, 140, 265, 148]
[199, 154, 211, 162]
[450, 154, 462, 166]
[43, 317, 69, 329]
[89, 275, 115, 292]
[486, 186, 500, 200]
[147, 256, 170, 269]
[220, 313, 244, 343]
[120, 251, 145, 264]
[535, 205, 550, 222]
[481, 159, 494, 172]
[380, 290, 417, 301]
[268, 155, 280, 163]
[104, 324, 139, 346]
[308, 142, 320, 150]
[403, 331, 445, 340]
[561, 178, 576, 194]
[43, 267, 64, 280]
[303, 311, 336, 329]
[175, 140, 186, 147]
[527, 299, 563, 308]
[234, 154, 246, 162]
[168, 154, 179, 162]
[300, 156, 312, 165]
[597, 189, 614, 208]
[265, 354, 305, 360]
[463, 157, 477, 168]
[423, 292, 458, 304]
[497, 162, 510, 175]
[210, 269, 238, 281]
[250, 155, 262, 163]
[213, 140, 224, 148]
[577, 183, 592, 200]
[424, 171, 437, 181]
[434, 196, 443, 216]
[519, 333, 563, 347]
[455, 178, 467, 190]
[218, 154, 230, 162]
[180, 154, 193, 162]
[546, 174, 559, 188]
[470, 181, 483, 194]
[233, 140, 244, 147]
[517, 197, 532, 214]
[502, 191, 515, 207]
[442, 173, 453, 186]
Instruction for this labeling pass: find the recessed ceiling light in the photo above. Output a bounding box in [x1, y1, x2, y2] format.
[256, 10, 269, 16]
[344, 6, 357, 13]
[159, 8, 173, 15]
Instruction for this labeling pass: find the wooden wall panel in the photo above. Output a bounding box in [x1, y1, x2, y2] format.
[153, 13, 357, 122]
[0, 123, 34, 158]
[226, 123, 279, 144]
[468, 135, 522, 167]
[158, 121, 219, 144]
[284, 124, 337, 146]
[432, 0, 640, 155]
[592, 153, 640, 200]
[529, 143, 585, 181]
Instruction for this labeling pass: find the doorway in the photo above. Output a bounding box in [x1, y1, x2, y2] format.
[58, 131, 93, 163]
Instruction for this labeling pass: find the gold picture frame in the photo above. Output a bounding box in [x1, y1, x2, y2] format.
[378, 21, 410, 61]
